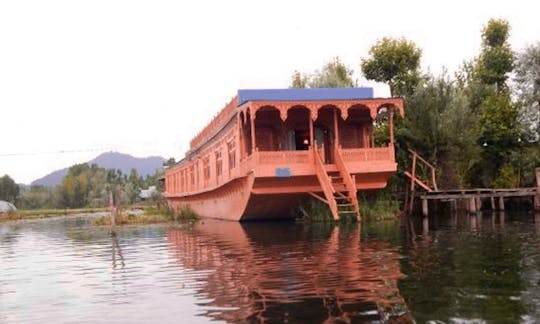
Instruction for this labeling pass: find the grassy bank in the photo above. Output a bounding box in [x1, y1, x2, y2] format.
[92, 205, 198, 226]
[296, 198, 358, 223]
[359, 196, 401, 220]
[296, 192, 401, 223]
[0, 207, 108, 222]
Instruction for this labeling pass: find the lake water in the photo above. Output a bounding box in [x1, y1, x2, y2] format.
[1, 211, 539, 323]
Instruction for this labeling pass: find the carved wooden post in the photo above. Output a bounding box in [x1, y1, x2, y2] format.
[388, 107, 394, 146]
[333, 107, 339, 146]
[309, 112, 314, 149]
[250, 107, 256, 154]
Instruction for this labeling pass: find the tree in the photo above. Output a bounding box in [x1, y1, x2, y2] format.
[514, 43, 540, 141]
[290, 57, 354, 88]
[19, 185, 58, 209]
[163, 157, 176, 168]
[361, 37, 422, 96]
[469, 19, 519, 187]
[291, 71, 308, 88]
[397, 72, 478, 188]
[476, 19, 514, 93]
[0, 175, 20, 204]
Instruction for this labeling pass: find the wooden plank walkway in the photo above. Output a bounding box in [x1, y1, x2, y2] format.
[404, 150, 540, 215]
[416, 187, 539, 215]
[419, 187, 537, 199]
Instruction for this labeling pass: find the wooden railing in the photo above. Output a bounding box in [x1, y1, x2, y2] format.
[341, 147, 393, 162]
[313, 146, 339, 220]
[404, 149, 438, 213]
[257, 150, 311, 165]
[406, 149, 437, 192]
[334, 146, 360, 218]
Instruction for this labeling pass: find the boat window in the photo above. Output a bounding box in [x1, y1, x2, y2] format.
[228, 140, 236, 170]
[180, 170, 185, 192]
[215, 151, 222, 177]
[202, 156, 210, 186]
[189, 166, 195, 187]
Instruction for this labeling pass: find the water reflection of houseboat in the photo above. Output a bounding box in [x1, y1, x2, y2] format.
[167, 221, 411, 322]
[164, 88, 404, 221]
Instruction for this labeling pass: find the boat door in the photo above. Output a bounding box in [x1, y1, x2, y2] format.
[314, 127, 333, 164]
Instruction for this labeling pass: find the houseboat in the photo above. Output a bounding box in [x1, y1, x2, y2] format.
[164, 88, 404, 221]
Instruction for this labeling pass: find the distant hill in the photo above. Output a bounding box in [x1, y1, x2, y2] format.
[31, 152, 166, 187]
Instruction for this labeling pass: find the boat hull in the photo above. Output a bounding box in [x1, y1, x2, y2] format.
[166, 174, 255, 221]
[166, 167, 396, 221]
[166, 173, 311, 221]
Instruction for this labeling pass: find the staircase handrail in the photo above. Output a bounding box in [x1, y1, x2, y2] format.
[334, 145, 360, 219]
[312, 144, 339, 220]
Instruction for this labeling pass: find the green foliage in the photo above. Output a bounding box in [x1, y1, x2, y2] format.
[492, 164, 518, 188]
[92, 205, 198, 226]
[359, 192, 400, 220]
[462, 18, 521, 187]
[361, 37, 422, 96]
[0, 175, 20, 204]
[18, 186, 59, 209]
[476, 19, 514, 92]
[297, 198, 334, 223]
[473, 92, 521, 186]
[171, 205, 199, 221]
[478, 92, 520, 152]
[290, 57, 354, 88]
[291, 70, 308, 88]
[398, 73, 479, 188]
[163, 157, 177, 168]
[477, 45, 514, 91]
[482, 18, 511, 48]
[21, 163, 163, 210]
[514, 43, 540, 141]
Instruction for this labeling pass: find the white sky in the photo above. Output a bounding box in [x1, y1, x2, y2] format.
[1, 0, 538, 184]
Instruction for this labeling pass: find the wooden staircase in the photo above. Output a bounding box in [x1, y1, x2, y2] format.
[312, 145, 360, 221]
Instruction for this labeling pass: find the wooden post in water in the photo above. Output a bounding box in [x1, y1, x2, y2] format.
[498, 196, 505, 211]
[475, 196, 482, 211]
[490, 197, 496, 210]
[535, 167, 540, 211]
[421, 198, 428, 217]
[450, 199, 457, 212]
[468, 197, 476, 213]
[109, 191, 116, 235]
[422, 215, 429, 235]
[408, 153, 417, 214]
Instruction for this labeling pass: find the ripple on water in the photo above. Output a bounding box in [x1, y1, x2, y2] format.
[2, 214, 540, 322]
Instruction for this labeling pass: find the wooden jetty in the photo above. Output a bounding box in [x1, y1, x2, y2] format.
[405, 150, 540, 215]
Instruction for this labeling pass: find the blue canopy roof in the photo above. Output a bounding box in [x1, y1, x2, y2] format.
[237, 88, 373, 106]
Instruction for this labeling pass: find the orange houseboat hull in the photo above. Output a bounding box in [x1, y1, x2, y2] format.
[167, 173, 395, 221]
[164, 88, 404, 221]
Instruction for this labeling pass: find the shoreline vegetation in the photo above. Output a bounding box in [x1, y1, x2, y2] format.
[0, 207, 108, 222]
[296, 194, 401, 223]
[2, 198, 400, 225]
[0, 205, 199, 225]
[91, 205, 198, 226]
